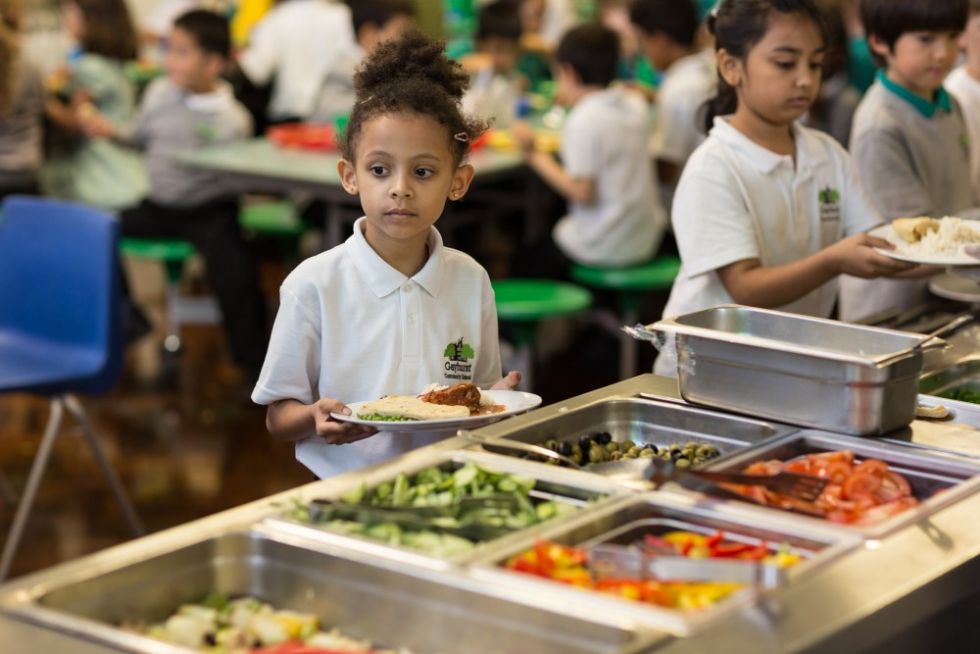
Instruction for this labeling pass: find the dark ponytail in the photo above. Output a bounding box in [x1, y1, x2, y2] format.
[701, 0, 826, 133]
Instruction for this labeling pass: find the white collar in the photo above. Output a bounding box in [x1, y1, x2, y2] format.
[347, 217, 445, 298]
[184, 80, 235, 113]
[710, 116, 815, 176]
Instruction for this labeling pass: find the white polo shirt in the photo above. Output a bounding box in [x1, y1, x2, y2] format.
[947, 66, 980, 202]
[238, 0, 355, 120]
[553, 87, 667, 266]
[252, 218, 503, 478]
[655, 117, 881, 375]
[651, 49, 716, 168]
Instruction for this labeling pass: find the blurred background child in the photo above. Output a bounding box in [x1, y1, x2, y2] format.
[0, 0, 43, 200]
[82, 8, 267, 382]
[462, 0, 526, 128]
[237, 0, 355, 125]
[629, 0, 714, 206]
[42, 0, 147, 211]
[947, 0, 980, 201]
[515, 24, 666, 273]
[311, 0, 415, 124]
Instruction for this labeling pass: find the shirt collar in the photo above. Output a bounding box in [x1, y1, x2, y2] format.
[347, 217, 445, 298]
[710, 116, 814, 175]
[183, 80, 236, 113]
[877, 69, 952, 118]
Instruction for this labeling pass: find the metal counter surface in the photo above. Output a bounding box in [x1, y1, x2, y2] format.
[3, 374, 980, 653]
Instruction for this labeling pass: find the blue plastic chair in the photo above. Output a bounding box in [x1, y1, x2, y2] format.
[0, 196, 143, 580]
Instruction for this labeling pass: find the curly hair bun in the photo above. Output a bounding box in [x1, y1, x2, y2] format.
[355, 28, 470, 102]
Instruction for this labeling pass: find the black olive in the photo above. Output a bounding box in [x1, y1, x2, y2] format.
[579, 435, 593, 450]
[558, 440, 573, 456]
[204, 633, 217, 647]
[670, 449, 683, 462]
[644, 443, 658, 454]
[597, 432, 613, 445]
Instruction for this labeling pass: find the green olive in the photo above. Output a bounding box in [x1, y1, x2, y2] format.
[676, 458, 692, 469]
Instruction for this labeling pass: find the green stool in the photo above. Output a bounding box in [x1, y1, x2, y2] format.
[239, 200, 304, 238]
[492, 279, 593, 390]
[570, 256, 681, 379]
[120, 238, 221, 353]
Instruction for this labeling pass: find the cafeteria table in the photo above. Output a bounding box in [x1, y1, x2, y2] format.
[178, 138, 540, 248]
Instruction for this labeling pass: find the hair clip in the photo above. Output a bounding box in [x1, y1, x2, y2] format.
[454, 132, 470, 143]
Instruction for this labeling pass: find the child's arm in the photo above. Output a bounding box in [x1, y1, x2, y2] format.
[266, 398, 376, 444]
[514, 122, 596, 205]
[717, 234, 914, 308]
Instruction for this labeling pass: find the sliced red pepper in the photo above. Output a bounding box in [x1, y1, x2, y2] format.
[710, 542, 754, 558]
[706, 530, 725, 550]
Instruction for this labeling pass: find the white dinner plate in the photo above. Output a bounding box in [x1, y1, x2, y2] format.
[331, 390, 543, 432]
[929, 273, 980, 303]
[870, 224, 980, 267]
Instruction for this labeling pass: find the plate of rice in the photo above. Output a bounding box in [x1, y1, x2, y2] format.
[871, 217, 980, 266]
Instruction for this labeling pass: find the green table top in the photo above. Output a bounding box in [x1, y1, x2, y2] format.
[178, 138, 526, 190]
[492, 279, 593, 321]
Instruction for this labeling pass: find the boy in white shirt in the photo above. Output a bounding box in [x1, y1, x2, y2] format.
[947, 0, 980, 201]
[462, 1, 526, 129]
[630, 0, 715, 201]
[238, 0, 355, 122]
[311, 0, 414, 123]
[515, 24, 666, 268]
[253, 31, 518, 478]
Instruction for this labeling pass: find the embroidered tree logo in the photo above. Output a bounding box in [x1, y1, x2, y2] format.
[444, 337, 475, 362]
[819, 186, 840, 205]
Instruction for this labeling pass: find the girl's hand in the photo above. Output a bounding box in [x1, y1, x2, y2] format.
[311, 398, 377, 445]
[491, 371, 522, 390]
[79, 108, 115, 139]
[827, 233, 916, 278]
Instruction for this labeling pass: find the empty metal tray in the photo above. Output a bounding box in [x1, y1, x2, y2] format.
[704, 431, 980, 537]
[652, 305, 933, 435]
[470, 492, 858, 636]
[2, 529, 658, 654]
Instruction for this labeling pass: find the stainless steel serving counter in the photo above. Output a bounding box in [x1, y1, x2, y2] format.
[3, 374, 980, 653]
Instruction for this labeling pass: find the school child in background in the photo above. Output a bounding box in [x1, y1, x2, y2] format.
[947, 0, 980, 201]
[514, 24, 666, 272]
[518, 0, 578, 54]
[237, 0, 355, 123]
[81, 10, 267, 379]
[253, 30, 520, 479]
[801, 1, 861, 147]
[839, 0, 978, 321]
[462, 1, 526, 129]
[42, 0, 148, 211]
[630, 0, 715, 200]
[654, 0, 916, 376]
[311, 0, 415, 124]
[0, 0, 43, 200]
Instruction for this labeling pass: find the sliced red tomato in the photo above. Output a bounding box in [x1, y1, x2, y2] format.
[885, 471, 913, 496]
[253, 644, 374, 654]
[852, 497, 918, 526]
[842, 471, 883, 500]
[784, 459, 813, 475]
[854, 459, 890, 477]
[807, 451, 855, 464]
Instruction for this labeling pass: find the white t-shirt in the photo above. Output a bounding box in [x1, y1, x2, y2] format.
[946, 66, 980, 202]
[655, 117, 881, 375]
[252, 218, 503, 478]
[553, 87, 667, 266]
[239, 0, 355, 120]
[651, 49, 716, 168]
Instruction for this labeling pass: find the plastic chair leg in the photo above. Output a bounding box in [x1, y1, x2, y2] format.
[63, 395, 144, 538]
[0, 398, 65, 581]
[164, 281, 182, 353]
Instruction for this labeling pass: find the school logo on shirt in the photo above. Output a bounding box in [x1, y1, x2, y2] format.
[443, 337, 475, 381]
[818, 186, 841, 223]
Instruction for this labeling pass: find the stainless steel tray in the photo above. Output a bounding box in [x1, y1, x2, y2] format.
[463, 396, 790, 470]
[704, 430, 980, 537]
[2, 528, 659, 654]
[651, 305, 932, 435]
[263, 449, 628, 568]
[469, 492, 859, 637]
